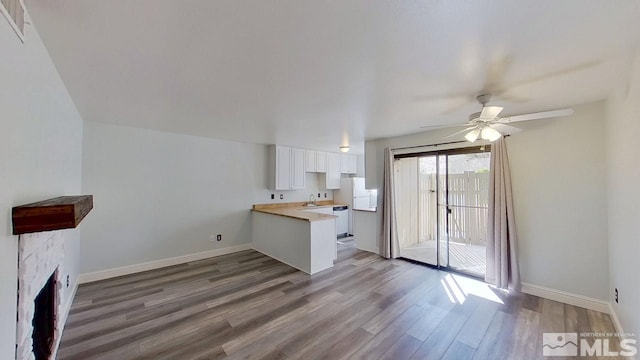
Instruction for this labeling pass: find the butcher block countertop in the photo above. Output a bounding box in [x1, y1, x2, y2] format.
[252, 201, 346, 222]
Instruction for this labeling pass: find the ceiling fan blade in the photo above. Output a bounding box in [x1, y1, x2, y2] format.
[445, 126, 478, 139]
[483, 55, 513, 94]
[496, 93, 529, 103]
[507, 60, 602, 90]
[500, 108, 574, 123]
[420, 123, 470, 129]
[442, 101, 473, 115]
[490, 123, 522, 135]
[412, 93, 471, 103]
[480, 106, 504, 120]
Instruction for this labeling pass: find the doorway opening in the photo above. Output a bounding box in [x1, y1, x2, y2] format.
[394, 147, 490, 277]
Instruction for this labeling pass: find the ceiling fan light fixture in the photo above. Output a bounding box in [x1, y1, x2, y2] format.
[481, 127, 502, 142]
[464, 128, 481, 142]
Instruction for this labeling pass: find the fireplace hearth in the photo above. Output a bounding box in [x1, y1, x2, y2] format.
[15, 230, 66, 360]
[32, 273, 56, 360]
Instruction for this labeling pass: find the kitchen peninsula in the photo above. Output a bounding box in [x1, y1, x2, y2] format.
[251, 201, 343, 274]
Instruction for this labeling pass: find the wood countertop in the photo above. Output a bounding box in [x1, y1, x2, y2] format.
[252, 201, 347, 222]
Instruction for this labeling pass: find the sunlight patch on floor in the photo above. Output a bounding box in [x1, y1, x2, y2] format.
[441, 273, 504, 305]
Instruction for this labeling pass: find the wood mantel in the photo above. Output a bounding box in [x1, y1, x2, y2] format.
[12, 195, 93, 235]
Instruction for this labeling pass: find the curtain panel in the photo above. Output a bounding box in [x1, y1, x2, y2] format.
[486, 138, 521, 291]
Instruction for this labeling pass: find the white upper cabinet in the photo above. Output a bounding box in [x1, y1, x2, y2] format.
[316, 151, 327, 173]
[270, 145, 305, 190]
[291, 148, 306, 189]
[271, 145, 292, 190]
[305, 150, 316, 172]
[270, 145, 345, 190]
[340, 153, 350, 173]
[340, 154, 357, 174]
[305, 149, 327, 173]
[348, 154, 357, 174]
[323, 152, 342, 189]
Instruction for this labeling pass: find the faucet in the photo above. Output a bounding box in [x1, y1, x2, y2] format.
[309, 194, 316, 206]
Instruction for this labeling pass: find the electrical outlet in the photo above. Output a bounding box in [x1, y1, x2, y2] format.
[317, 193, 321, 198]
[271, 194, 275, 200]
[324, 193, 328, 198]
[209, 235, 216, 242]
[279, 194, 284, 200]
[615, 288, 619, 303]
[217, 234, 222, 241]
[66, 275, 70, 288]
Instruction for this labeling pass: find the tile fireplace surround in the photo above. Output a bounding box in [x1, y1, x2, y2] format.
[16, 230, 67, 360]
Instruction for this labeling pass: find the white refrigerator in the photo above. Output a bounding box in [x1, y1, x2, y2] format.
[334, 177, 377, 235]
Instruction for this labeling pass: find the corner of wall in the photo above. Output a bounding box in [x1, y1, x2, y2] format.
[603, 47, 640, 336]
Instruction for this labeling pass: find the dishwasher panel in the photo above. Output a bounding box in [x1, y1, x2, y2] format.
[333, 206, 349, 237]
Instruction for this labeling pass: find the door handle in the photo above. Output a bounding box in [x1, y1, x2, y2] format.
[447, 206, 452, 214]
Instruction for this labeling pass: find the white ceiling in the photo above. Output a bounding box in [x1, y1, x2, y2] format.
[27, 0, 640, 153]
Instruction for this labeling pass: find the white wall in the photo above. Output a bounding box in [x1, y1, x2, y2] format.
[81, 121, 333, 273]
[0, 16, 83, 359]
[366, 101, 609, 300]
[508, 101, 608, 300]
[606, 51, 640, 334]
[353, 210, 378, 253]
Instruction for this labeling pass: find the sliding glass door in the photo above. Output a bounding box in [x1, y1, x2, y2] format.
[395, 148, 490, 277]
[394, 155, 439, 266]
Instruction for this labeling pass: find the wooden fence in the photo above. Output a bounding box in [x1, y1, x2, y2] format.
[398, 169, 488, 247]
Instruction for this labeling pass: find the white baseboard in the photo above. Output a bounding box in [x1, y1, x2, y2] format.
[521, 282, 610, 314]
[356, 244, 380, 255]
[608, 302, 626, 334]
[78, 243, 253, 284]
[61, 281, 78, 325]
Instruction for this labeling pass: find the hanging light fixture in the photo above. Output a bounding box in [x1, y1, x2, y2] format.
[464, 128, 481, 142]
[480, 127, 502, 141]
[463, 126, 501, 143]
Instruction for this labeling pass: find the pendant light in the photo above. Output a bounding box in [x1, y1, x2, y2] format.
[464, 128, 481, 142]
[480, 127, 502, 141]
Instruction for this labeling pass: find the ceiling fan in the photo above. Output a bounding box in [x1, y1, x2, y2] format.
[413, 56, 600, 115]
[421, 94, 574, 142]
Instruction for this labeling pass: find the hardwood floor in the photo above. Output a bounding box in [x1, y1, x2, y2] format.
[59, 244, 619, 359]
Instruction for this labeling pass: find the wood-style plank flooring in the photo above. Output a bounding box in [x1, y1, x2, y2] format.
[59, 243, 619, 359]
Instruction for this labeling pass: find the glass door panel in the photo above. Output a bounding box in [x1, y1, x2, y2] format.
[393, 149, 490, 278]
[445, 153, 490, 277]
[395, 155, 438, 266]
[394, 157, 427, 264]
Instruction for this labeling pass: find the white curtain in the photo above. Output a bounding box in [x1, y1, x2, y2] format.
[486, 138, 521, 291]
[380, 147, 400, 258]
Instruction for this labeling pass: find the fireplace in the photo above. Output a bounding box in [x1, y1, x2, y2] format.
[32, 273, 57, 359]
[15, 231, 66, 360]
[12, 196, 93, 360]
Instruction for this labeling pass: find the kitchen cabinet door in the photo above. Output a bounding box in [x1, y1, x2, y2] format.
[316, 151, 327, 173]
[347, 154, 357, 174]
[291, 148, 306, 189]
[274, 146, 291, 190]
[340, 153, 350, 173]
[325, 153, 341, 189]
[305, 150, 317, 172]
